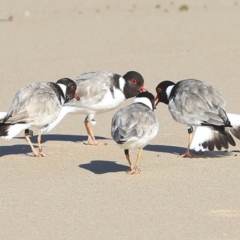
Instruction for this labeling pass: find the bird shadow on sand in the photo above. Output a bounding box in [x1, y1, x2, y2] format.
[15, 134, 109, 143]
[144, 144, 186, 155]
[79, 160, 129, 174]
[1, 134, 109, 157]
[0, 144, 31, 157]
[144, 144, 238, 158]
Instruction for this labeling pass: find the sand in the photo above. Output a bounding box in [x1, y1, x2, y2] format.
[1, 0, 240, 239]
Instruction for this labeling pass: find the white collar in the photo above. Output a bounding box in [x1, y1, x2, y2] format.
[133, 97, 152, 110]
[57, 83, 67, 105]
[166, 85, 174, 99]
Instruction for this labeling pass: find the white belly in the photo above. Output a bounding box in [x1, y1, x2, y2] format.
[69, 88, 126, 115]
[90, 89, 125, 113]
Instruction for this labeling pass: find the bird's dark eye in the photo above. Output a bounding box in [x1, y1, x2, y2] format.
[131, 79, 137, 85]
[156, 87, 162, 93]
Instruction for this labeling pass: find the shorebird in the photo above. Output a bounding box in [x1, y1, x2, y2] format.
[0, 78, 80, 156]
[111, 91, 159, 174]
[155, 79, 240, 157]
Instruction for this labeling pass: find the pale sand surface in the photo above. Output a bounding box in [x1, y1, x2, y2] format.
[1, 0, 240, 239]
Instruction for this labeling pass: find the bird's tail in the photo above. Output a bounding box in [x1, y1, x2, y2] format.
[0, 123, 29, 140]
[190, 113, 240, 152]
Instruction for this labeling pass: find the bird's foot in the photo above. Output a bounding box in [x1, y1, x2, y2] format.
[32, 148, 47, 157]
[180, 151, 192, 158]
[127, 167, 141, 175]
[38, 151, 47, 157]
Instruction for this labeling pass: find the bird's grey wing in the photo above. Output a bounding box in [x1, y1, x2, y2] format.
[75, 71, 116, 81]
[111, 103, 158, 143]
[66, 72, 118, 107]
[3, 82, 40, 123]
[4, 82, 61, 127]
[171, 79, 227, 125]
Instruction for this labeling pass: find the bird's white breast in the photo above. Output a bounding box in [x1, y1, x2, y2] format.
[91, 87, 125, 113]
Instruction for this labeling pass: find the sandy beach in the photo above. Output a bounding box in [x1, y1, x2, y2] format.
[1, 0, 240, 239]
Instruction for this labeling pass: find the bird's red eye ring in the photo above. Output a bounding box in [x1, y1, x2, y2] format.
[156, 87, 162, 93]
[71, 85, 76, 91]
[131, 79, 137, 85]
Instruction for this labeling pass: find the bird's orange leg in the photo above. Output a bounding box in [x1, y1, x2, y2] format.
[128, 149, 142, 174]
[25, 129, 42, 157]
[37, 131, 47, 157]
[181, 127, 193, 158]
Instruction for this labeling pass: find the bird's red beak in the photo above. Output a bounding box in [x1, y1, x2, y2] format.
[154, 96, 160, 107]
[139, 86, 147, 92]
[74, 93, 80, 101]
